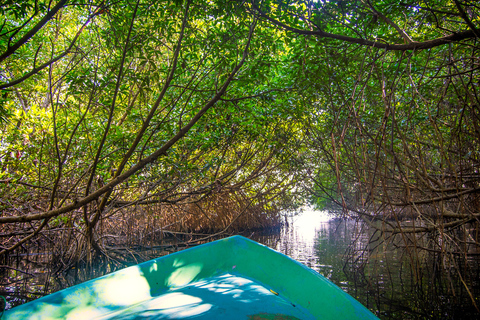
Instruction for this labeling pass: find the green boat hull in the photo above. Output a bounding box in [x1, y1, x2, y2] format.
[3, 235, 379, 319]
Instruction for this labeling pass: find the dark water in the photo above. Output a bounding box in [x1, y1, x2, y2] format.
[2, 209, 479, 319]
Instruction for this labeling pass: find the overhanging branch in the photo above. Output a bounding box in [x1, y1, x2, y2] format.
[0, 17, 257, 225]
[251, 3, 478, 51]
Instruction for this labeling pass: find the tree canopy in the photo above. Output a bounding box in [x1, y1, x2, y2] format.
[1, 0, 479, 310]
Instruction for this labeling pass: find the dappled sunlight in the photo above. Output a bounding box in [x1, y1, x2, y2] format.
[4, 265, 154, 319]
[173, 303, 212, 318]
[131, 292, 213, 318]
[149, 261, 158, 273]
[166, 260, 203, 288]
[189, 274, 271, 302]
[105, 273, 313, 319]
[147, 292, 203, 309]
[96, 266, 151, 306]
[66, 306, 112, 320]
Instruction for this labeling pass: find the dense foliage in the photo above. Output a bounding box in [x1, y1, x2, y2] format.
[1, 0, 479, 314]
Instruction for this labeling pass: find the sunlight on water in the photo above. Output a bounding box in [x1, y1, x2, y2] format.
[289, 208, 331, 242]
[265, 208, 332, 269]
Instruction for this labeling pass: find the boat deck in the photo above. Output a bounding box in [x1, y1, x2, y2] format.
[101, 273, 314, 319]
[4, 236, 378, 319]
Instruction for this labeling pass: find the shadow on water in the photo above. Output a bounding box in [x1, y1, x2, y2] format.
[250, 209, 480, 320]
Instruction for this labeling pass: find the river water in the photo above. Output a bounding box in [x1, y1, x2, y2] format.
[249, 209, 479, 320]
[2, 209, 479, 319]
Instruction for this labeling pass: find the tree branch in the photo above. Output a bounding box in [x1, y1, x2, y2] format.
[0, 0, 69, 63]
[454, 0, 480, 38]
[379, 187, 480, 206]
[251, 3, 479, 51]
[0, 17, 257, 225]
[0, 11, 96, 90]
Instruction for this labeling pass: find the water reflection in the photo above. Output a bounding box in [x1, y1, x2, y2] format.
[251, 210, 480, 320]
[251, 209, 336, 272]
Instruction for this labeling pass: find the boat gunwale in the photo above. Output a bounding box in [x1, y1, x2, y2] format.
[3, 235, 379, 319]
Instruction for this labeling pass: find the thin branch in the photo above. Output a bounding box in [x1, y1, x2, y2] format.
[0, 219, 50, 255]
[364, 0, 414, 43]
[0, 265, 35, 276]
[380, 187, 480, 206]
[0, 11, 99, 90]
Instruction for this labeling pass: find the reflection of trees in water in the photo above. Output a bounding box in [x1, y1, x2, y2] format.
[341, 219, 480, 319]
[256, 216, 480, 319]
